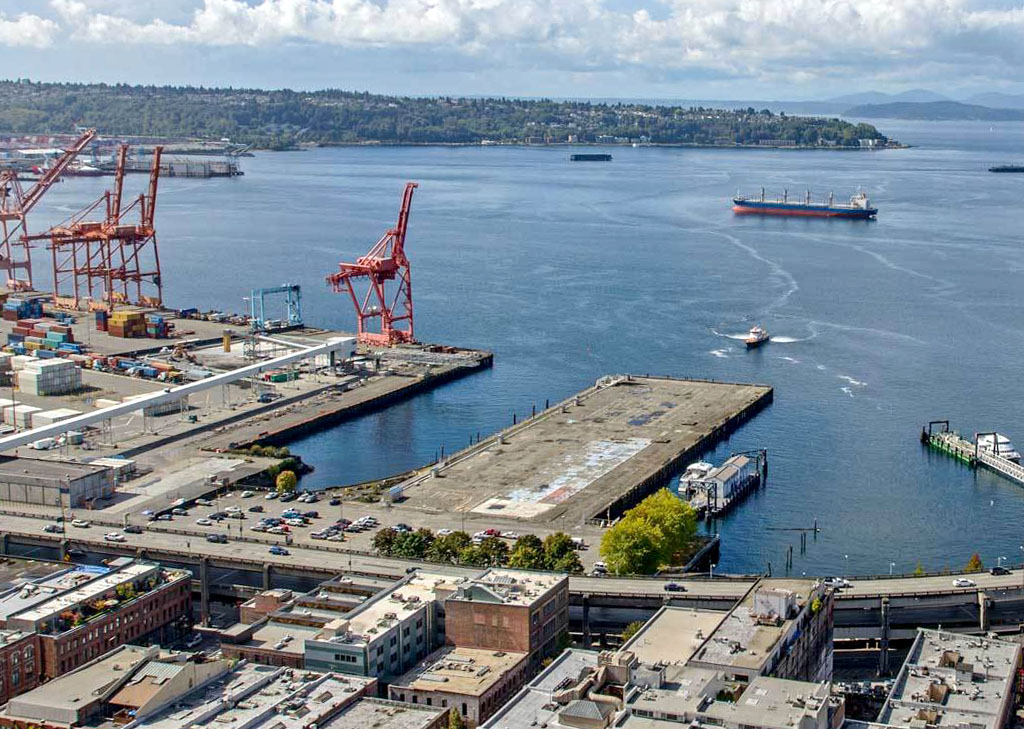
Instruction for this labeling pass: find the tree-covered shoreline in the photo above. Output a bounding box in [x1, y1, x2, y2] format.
[0, 80, 891, 150]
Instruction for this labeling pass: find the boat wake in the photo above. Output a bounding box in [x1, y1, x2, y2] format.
[837, 375, 867, 387]
[840, 386, 855, 398]
[709, 349, 730, 359]
[777, 356, 800, 363]
[712, 329, 751, 341]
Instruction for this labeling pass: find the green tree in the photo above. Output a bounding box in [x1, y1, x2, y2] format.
[599, 516, 661, 574]
[477, 537, 510, 566]
[550, 551, 584, 574]
[428, 531, 471, 563]
[621, 620, 645, 643]
[458, 545, 486, 567]
[965, 553, 984, 573]
[393, 529, 434, 559]
[275, 470, 297, 494]
[448, 709, 466, 729]
[372, 528, 397, 556]
[628, 488, 697, 562]
[509, 534, 546, 570]
[543, 532, 576, 566]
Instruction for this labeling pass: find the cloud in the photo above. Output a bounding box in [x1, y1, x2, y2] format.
[33, 0, 1024, 87]
[0, 11, 59, 48]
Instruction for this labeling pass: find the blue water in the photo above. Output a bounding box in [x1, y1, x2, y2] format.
[34, 121, 1024, 576]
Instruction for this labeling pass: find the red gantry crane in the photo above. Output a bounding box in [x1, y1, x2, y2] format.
[327, 182, 418, 346]
[25, 144, 164, 310]
[0, 128, 96, 291]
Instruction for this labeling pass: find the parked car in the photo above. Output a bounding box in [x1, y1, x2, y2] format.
[157, 514, 172, 521]
[195, 518, 213, 526]
[184, 633, 203, 648]
[265, 491, 279, 500]
[104, 532, 126, 542]
[248, 505, 264, 513]
[240, 490, 254, 498]
[280, 493, 297, 502]
[303, 511, 319, 519]
[991, 566, 1011, 576]
[227, 511, 246, 520]
[437, 528, 453, 536]
[663, 583, 686, 592]
[225, 505, 241, 513]
[311, 531, 328, 540]
[196, 498, 214, 507]
[71, 519, 90, 528]
[124, 525, 144, 534]
[953, 578, 977, 588]
[250, 524, 267, 532]
[329, 497, 341, 506]
[171, 507, 188, 516]
[206, 534, 228, 544]
[269, 546, 290, 556]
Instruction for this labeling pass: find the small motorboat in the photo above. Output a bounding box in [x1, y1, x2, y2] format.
[745, 325, 770, 349]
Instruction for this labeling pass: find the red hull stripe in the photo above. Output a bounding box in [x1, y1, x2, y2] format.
[732, 206, 870, 218]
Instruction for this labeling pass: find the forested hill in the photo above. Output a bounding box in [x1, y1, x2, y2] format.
[0, 80, 889, 149]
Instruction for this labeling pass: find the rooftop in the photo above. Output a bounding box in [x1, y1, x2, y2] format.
[0, 628, 32, 647]
[0, 564, 109, 621]
[244, 620, 323, 656]
[0, 455, 110, 482]
[4, 644, 159, 721]
[8, 561, 180, 627]
[621, 606, 727, 666]
[451, 569, 566, 607]
[136, 665, 375, 729]
[320, 572, 463, 646]
[701, 675, 830, 729]
[391, 646, 528, 696]
[690, 579, 818, 673]
[480, 649, 601, 729]
[318, 698, 447, 729]
[878, 629, 1021, 729]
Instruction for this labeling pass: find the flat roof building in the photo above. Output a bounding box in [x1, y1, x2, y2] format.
[875, 629, 1021, 729]
[318, 698, 449, 729]
[0, 456, 114, 509]
[388, 646, 529, 727]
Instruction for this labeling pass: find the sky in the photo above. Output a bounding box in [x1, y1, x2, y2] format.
[2, 0, 1024, 99]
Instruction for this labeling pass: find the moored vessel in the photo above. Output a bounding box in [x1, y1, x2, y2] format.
[977, 433, 1021, 463]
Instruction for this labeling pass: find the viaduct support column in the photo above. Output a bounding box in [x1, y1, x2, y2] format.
[879, 597, 890, 676]
[978, 591, 990, 631]
[199, 557, 210, 627]
[263, 563, 273, 590]
[0, 533, 8, 555]
[581, 594, 591, 647]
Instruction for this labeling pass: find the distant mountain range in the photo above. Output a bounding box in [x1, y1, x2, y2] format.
[826, 89, 951, 105]
[844, 100, 1024, 121]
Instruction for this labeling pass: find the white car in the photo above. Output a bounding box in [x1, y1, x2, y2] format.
[250, 524, 267, 532]
[822, 577, 852, 589]
[196, 498, 214, 507]
[104, 532, 126, 542]
[195, 518, 213, 526]
[265, 492, 279, 500]
[225, 506, 242, 513]
[503, 532, 520, 540]
[285, 518, 306, 527]
[71, 519, 90, 528]
[953, 578, 977, 588]
[240, 490, 254, 498]
[437, 528, 453, 536]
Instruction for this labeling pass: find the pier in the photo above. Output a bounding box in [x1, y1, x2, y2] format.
[922, 420, 1024, 485]
[395, 374, 773, 527]
[680, 449, 767, 518]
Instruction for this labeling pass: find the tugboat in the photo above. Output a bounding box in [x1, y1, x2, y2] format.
[745, 325, 770, 349]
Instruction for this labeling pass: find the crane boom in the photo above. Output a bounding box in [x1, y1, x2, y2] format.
[15, 128, 96, 216]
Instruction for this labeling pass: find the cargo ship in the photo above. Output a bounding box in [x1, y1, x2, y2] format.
[989, 165, 1024, 173]
[733, 189, 877, 218]
[570, 153, 612, 162]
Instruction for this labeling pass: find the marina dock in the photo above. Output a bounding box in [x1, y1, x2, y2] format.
[680, 449, 767, 518]
[922, 420, 1024, 485]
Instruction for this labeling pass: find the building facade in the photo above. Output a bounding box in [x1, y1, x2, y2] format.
[0, 631, 39, 706]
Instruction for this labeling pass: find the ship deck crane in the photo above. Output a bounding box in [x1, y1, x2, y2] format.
[326, 182, 418, 347]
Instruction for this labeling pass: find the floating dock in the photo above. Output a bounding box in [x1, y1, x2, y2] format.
[395, 374, 772, 526]
[680, 450, 767, 518]
[922, 420, 1024, 485]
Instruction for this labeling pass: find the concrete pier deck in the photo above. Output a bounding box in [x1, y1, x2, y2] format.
[397, 375, 772, 526]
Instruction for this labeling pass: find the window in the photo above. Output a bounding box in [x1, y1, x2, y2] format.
[462, 703, 467, 716]
[412, 696, 418, 704]
[442, 699, 447, 708]
[426, 698, 432, 706]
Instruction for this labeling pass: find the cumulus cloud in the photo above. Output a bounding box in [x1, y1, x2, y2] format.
[29, 0, 1024, 85]
[0, 11, 59, 48]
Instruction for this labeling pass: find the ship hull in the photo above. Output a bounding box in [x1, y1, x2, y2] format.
[732, 200, 876, 219]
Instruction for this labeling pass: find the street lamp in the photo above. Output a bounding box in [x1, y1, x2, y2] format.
[844, 554, 849, 577]
[709, 563, 717, 579]
[998, 556, 1006, 567]
[889, 561, 896, 576]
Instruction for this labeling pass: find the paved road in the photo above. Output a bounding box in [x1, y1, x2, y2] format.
[5, 508, 1023, 601]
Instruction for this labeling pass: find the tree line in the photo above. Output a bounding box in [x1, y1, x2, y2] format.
[0, 80, 888, 149]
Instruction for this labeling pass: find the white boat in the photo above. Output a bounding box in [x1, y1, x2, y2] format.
[977, 433, 1021, 463]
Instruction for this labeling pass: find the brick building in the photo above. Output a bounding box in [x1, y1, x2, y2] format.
[444, 570, 568, 670]
[0, 630, 39, 706]
[2, 560, 191, 679]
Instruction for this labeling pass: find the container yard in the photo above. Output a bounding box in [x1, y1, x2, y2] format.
[393, 374, 773, 527]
